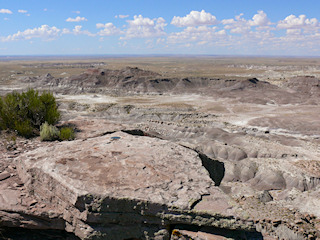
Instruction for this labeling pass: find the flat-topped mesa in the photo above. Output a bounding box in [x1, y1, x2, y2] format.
[15, 130, 249, 239]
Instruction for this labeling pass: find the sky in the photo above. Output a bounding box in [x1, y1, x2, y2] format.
[0, 0, 320, 56]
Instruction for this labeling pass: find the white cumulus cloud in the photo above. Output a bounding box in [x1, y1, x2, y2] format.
[249, 10, 271, 26]
[122, 15, 167, 39]
[222, 13, 251, 34]
[18, 10, 28, 14]
[0, 9, 12, 14]
[171, 10, 218, 27]
[96, 23, 122, 36]
[168, 26, 226, 44]
[2, 25, 60, 42]
[66, 16, 88, 22]
[277, 14, 319, 29]
[71, 25, 95, 36]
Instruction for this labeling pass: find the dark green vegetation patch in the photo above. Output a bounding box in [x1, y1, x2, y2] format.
[0, 89, 60, 138]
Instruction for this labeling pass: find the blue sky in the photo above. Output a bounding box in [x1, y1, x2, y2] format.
[1, 0, 320, 56]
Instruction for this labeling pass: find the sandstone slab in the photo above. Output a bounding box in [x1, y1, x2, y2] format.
[17, 131, 213, 209]
[15, 131, 244, 239]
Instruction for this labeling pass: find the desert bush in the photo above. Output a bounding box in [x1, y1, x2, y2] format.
[14, 120, 34, 138]
[0, 89, 60, 137]
[40, 122, 60, 141]
[59, 127, 75, 141]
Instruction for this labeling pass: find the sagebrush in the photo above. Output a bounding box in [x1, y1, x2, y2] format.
[40, 122, 60, 141]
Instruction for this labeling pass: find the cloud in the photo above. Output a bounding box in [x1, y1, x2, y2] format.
[122, 15, 167, 39]
[73, 11, 81, 14]
[18, 9, 30, 16]
[115, 14, 129, 19]
[66, 16, 88, 22]
[167, 11, 277, 51]
[18, 10, 28, 14]
[71, 25, 95, 36]
[277, 14, 319, 29]
[0, 9, 12, 14]
[171, 10, 218, 27]
[249, 10, 271, 26]
[168, 26, 227, 45]
[286, 29, 302, 35]
[221, 11, 272, 34]
[96, 23, 122, 36]
[222, 13, 251, 34]
[2, 25, 60, 42]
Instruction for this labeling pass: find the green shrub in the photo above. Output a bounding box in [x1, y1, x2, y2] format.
[0, 89, 60, 138]
[14, 120, 34, 138]
[39, 91, 60, 125]
[59, 127, 75, 141]
[40, 122, 60, 141]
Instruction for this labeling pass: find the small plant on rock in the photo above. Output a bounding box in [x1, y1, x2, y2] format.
[59, 127, 75, 141]
[40, 122, 60, 141]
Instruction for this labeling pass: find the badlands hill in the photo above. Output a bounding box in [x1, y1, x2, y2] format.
[21, 67, 320, 105]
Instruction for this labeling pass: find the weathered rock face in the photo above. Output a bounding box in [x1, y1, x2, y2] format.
[18, 131, 214, 209]
[14, 130, 247, 239]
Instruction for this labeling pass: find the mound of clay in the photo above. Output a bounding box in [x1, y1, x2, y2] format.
[283, 76, 320, 96]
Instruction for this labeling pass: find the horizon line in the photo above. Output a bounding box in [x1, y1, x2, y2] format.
[1, 54, 320, 60]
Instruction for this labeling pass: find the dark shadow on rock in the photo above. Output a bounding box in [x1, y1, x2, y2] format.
[122, 129, 145, 136]
[198, 153, 225, 186]
[0, 228, 80, 240]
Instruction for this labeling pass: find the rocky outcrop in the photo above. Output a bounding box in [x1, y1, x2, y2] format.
[12, 128, 256, 239]
[1, 118, 319, 239]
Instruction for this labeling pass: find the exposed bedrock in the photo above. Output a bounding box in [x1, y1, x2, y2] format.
[14, 130, 264, 239]
[60, 106, 320, 195]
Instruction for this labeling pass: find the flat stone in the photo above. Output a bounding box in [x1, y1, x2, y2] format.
[172, 229, 229, 240]
[17, 131, 214, 209]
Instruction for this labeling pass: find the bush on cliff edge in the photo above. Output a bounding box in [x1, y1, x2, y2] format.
[0, 89, 60, 138]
